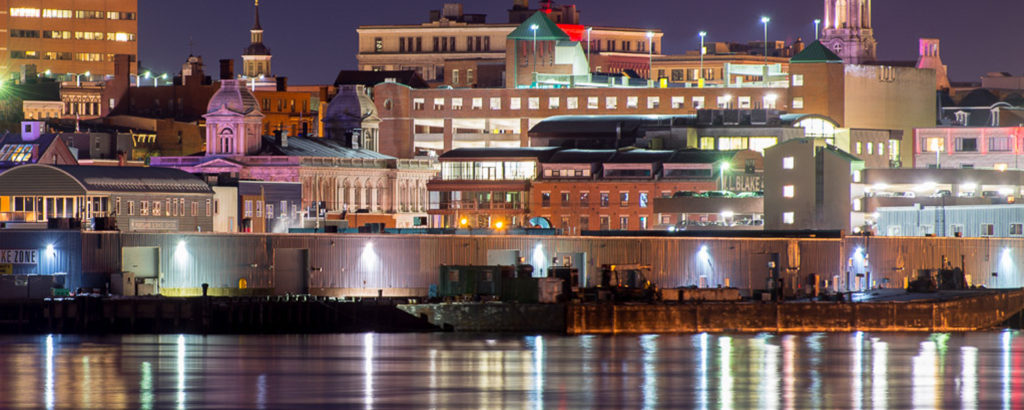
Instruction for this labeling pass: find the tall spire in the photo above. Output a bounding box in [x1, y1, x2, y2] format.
[253, 0, 262, 30]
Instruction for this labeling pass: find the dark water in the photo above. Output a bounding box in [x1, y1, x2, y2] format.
[0, 331, 1022, 409]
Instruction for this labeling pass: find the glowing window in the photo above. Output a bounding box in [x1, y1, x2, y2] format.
[783, 185, 795, 198]
[783, 212, 794, 224]
[782, 157, 794, 169]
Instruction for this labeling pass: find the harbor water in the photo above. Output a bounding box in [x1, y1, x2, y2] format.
[0, 332, 1021, 408]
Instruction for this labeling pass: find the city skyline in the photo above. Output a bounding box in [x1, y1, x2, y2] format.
[140, 0, 1022, 84]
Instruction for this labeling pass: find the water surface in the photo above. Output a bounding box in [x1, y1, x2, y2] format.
[0, 332, 1021, 408]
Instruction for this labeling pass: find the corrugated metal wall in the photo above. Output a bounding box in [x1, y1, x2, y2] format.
[73, 232, 1024, 295]
[0, 230, 83, 289]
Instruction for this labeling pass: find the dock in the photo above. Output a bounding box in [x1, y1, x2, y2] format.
[401, 289, 1024, 334]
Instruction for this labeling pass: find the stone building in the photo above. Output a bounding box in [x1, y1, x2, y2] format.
[151, 79, 436, 228]
[820, 0, 876, 64]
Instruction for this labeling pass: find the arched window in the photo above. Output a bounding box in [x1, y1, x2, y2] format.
[793, 116, 839, 143]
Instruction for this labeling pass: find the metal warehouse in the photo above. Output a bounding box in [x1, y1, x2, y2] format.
[0, 230, 1019, 297]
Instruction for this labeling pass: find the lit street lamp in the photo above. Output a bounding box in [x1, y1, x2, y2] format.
[530, 24, 539, 87]
[698, 31, 707, 87]
[761, 17, 770, 86]
[814, 19, 821, 41]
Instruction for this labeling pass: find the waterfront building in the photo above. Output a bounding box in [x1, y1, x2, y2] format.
[151, 79, 436, 229]
[426, 145, 760, 231]
[858, 168, 1024, 234]
[0, 0, 139, 81]
[877, 204, 1024, 238]
[0, 163, 214, 232]
[0, 121, 77, 171]
[914, 126, 1024, 170]
[764, 138, 862, 232]
[355, 1, 662, 85]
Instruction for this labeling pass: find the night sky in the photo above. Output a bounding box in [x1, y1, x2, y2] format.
[140, 0, 1022, 85]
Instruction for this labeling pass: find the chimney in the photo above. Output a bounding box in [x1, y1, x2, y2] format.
[219, 59, 234, 80]
[274, 130, 288, 148]
[275, 76, 287, 91]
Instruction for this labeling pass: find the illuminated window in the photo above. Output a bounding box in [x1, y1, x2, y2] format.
[792, 97, 804, 109]
[670, 96, 685, 109]
[471, 98, 482, 110]
[783, 157, 794, 169]
[432, 98, 444, 110]
[489, 97, 501, 110]
[794, 117, 837, 139]
[587, 97, 599, 109]
[1010, 223, 1023, 236]
[548, 97, 559, 109]
[692, 96, 704, 109]
[748, 137, 777, 153]
[866, 142, 873, 155]
[10, 8, 41, 17]
[925, 137, 944, 152]
[699, 137, 716, 150]
[42, 9, 71, 18]
[717, 137, 747, 150]
[737, 96, 751, 109]
[626, 96, 639, 109]
[783, 212, 794, 224]
[567, 97, 578, 109]
[510, 97, 521, 110]
[855, 142, 862, 155]
[450, 98, 463, 110]
[783, 185, 795, 198]
[451, 69, 459, 84]
[792, 74, 803, 86]
[853, 170, 862, 182]
[528, 97, 539, 110]
[648, 97, 660, 109]
[853, 200, 862, 211]
[605, 96, 617, 109]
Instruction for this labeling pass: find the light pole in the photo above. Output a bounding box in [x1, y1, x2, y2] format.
[586, 27, 592, 72]
[814, 19, 821, 41]
[698, 31, 707, 87]
[530, 24, 539, 87]
[761, 17, 770, 86]
[719, 162, 730, 190]
[646, 31, 654, 87]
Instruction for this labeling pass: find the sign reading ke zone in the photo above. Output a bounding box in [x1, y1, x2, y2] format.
[0, 249, 39, 265]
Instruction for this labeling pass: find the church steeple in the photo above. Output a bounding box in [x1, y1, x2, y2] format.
[242, 0, 272, 78]
[820, 0, 876, 64]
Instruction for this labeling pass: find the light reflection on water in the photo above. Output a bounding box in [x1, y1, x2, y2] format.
[0, 332, 1020, 408]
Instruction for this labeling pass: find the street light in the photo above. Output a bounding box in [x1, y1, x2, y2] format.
[646, 31, 654, 87]
[814, 19, 821, 41]
[586, 27, 593, 72]
[719, 162, 730, 190]
[698, 31, 707, 87]
[530, 24, 539, 87]
[761, 17, 770, 86]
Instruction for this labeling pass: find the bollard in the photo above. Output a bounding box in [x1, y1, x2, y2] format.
[202, 283, 209, 297]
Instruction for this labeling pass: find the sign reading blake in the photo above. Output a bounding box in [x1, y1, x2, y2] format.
[0, 249, 39, 265]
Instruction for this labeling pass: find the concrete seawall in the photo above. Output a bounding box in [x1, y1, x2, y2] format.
[567, 289, 1024, 334]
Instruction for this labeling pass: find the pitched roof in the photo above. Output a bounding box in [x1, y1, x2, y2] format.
[333, 70, 429, 88]
[48, 164, 210, 193]
[439, 146, 560, 160]
[260, 136, 394, 161]
[790, 40, 843, 63]
[507, 12, 570, 41]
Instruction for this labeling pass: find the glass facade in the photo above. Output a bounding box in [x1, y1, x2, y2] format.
[441, 161, 537, 181]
